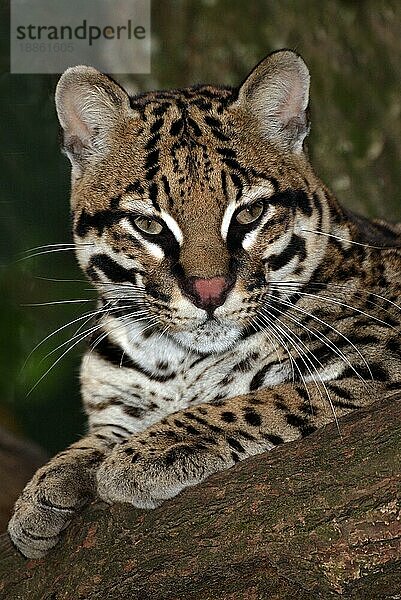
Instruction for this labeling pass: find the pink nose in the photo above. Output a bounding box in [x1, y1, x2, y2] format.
[192, 276, 230, 308]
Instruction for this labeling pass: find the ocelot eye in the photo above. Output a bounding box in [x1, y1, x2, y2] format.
[133, 216, 163, 235]
[235, 200, 264, 225]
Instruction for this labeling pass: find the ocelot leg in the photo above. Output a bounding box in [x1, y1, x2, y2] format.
[96, 379, 388, 508]
[8, 428, 119, 558]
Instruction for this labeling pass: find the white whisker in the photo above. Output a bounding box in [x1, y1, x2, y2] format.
[22, 299, 95, 307]
[268, 290, 373, 383]
[301, 228, 399, 250]
[21, 305, 115, 370]
[274, 286, 396, 330]
[17, 248, 81, 262]
[273, 279, 401, 318]
[41, 306, 148, 361]
[257, 309, 316, 406]
[259, 304, 340, 431]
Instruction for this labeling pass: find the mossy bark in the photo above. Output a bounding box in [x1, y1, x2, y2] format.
[0, 393, 400, 599]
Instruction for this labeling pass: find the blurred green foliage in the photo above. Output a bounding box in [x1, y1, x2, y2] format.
[1, 0, 400, 453]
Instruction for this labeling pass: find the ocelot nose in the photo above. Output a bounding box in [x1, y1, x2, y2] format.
[191, 276, 232, 310]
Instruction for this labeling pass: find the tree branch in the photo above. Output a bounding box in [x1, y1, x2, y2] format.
[0, 393, 400, 599]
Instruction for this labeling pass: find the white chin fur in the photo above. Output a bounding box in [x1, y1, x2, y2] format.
[172, 319, 242, 354]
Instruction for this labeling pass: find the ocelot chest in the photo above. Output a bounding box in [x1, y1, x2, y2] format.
[81, 322, 291, 434]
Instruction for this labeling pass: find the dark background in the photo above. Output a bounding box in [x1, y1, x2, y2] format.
[1, 0, 400, 453]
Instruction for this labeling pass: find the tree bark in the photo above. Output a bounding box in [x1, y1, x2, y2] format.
[0, 393, 400, 600]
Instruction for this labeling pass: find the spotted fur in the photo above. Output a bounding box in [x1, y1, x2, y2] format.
[9, 50, 401, 558]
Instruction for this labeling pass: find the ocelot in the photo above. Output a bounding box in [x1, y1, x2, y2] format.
[9, 49, 401, 558]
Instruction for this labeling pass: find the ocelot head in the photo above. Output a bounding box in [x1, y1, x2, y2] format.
[56, 50, 331, 353]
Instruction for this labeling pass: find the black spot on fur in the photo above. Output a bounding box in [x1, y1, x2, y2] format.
[76, 208, 123, 238]
[299, 403, 318, 416]
[156, 360, 169, 370]
[295, 190, 312, 216]
[221, 411, 237, 423]
[145, 282, 171, 303]
[237, 429, 256, 441]
[145, 134, 161, 150]
[123, 405, 145, 419]
[328, 383, 352, 401]
[110, 194, 121, 209]
[387, 382, 401, 391]
[162, 175, 174, 207]
[267, 189, 303, 210]
[286, 413, 306, 429]
[148, 182, 160, 210]
[295, 386, 310, 402]
[386, 338, 401, 355]
[264, 433, 284, 446]
[233, 354, 259, 372]
[125, 181, 144, 195]
[170, 119, 184, 136]
[275, 400, 288, 411]
[164, 448, 177, 466]
[332, 399, 359, 410]
[187, 117, 202, 137]
[185, 424, 201, 436]
[249, 365, 270, 391]
[286, 413, 316, 437]
[226, 437, 245, 453]
[146, 150, 160, 172]
[204, 115, 222, 129]
[243, 408, 262, 427]
[123, 447, 135, 455]
[341, 363, 388, 382]
[150, 117, 164, 134]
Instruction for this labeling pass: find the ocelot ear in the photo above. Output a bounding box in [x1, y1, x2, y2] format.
[234, 50, 310, 153]
[55, 66, 134, 176]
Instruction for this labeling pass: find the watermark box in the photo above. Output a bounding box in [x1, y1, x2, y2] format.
[10, 0, 151, 74]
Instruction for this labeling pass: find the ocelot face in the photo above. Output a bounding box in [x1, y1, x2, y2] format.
[57, 53, 329, 353]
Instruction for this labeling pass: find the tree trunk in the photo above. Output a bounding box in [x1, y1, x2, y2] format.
[0, 393, 400, 600]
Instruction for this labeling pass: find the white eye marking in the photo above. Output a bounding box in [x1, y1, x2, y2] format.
[221, 200, 237, 240]
[241, 182, 275, 203]
[120, 195, 155, 216]
[241, 205, 276, 250]
[120, 218, 164, 259]
[242, 229, 259, 250]
[142, 239, 165, 260]
[221, 182, 276, 241]
[121, 199, 182, 245]
[120, 217, 137, 236]
[160, 210, 183, 244]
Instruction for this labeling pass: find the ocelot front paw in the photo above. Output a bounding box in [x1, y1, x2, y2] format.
[8, 463, 92, 558]
[96, 434, 231, 509]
